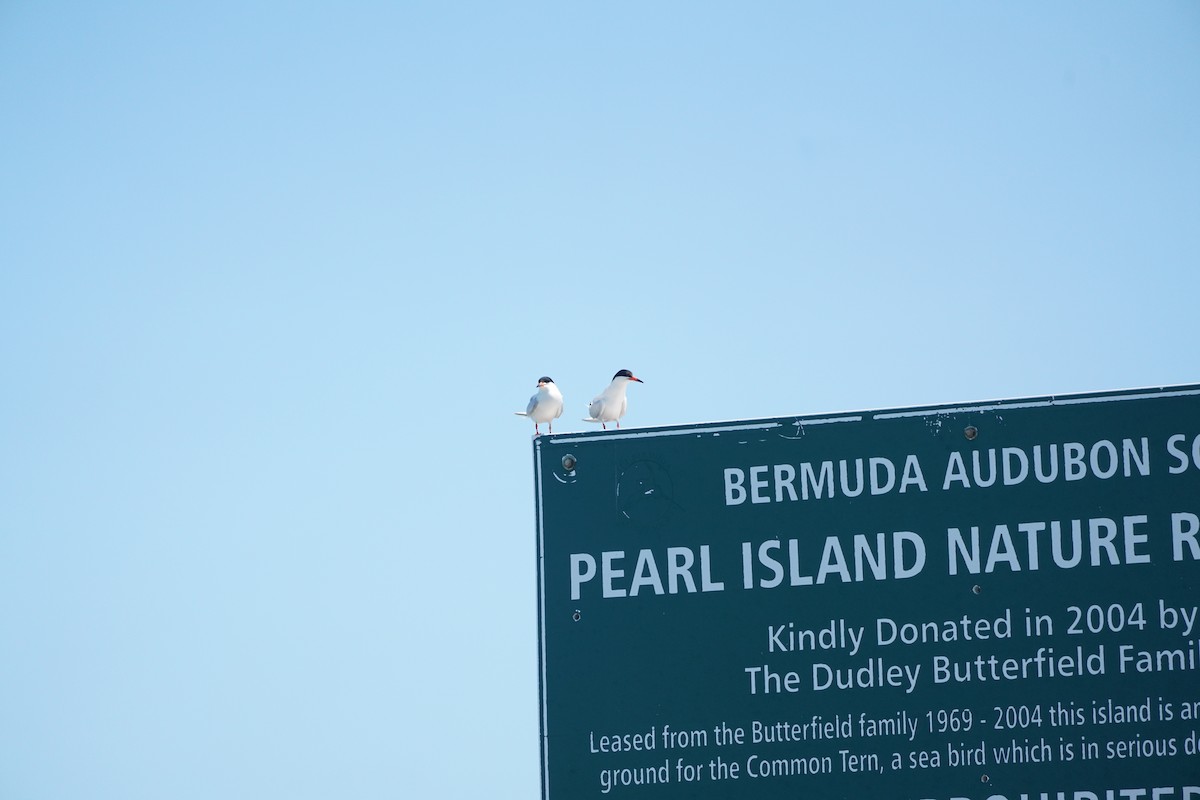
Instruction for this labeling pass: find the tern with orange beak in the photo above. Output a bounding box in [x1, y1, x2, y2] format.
[583, 369, 644, 429]
[514, 376, 563, 435]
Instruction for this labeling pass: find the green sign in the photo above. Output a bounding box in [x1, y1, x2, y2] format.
[534, 386, 1200, 800]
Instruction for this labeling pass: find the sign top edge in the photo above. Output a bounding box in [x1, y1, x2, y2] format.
[533, 381, 1200, 445]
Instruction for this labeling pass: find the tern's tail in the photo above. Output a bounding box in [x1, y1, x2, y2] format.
[581, 417, 602, 423]
[513, 412, 529, 417]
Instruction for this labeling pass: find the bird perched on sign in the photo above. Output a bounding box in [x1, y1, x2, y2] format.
[514, 376, 564, 435]
[583, 369, 644, 429]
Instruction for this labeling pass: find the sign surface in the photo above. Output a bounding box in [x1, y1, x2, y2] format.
[534, 386, 1200, 800]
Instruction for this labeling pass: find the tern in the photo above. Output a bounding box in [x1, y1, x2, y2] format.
[514, 376, 563, 435]
[583, 369, 644, 429]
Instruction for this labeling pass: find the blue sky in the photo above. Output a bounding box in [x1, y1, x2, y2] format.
[1, 3, 1197, 798]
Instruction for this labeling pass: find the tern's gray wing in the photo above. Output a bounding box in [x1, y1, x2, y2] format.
[588, 396, 607, 420]
[526, 393, 540, 415]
